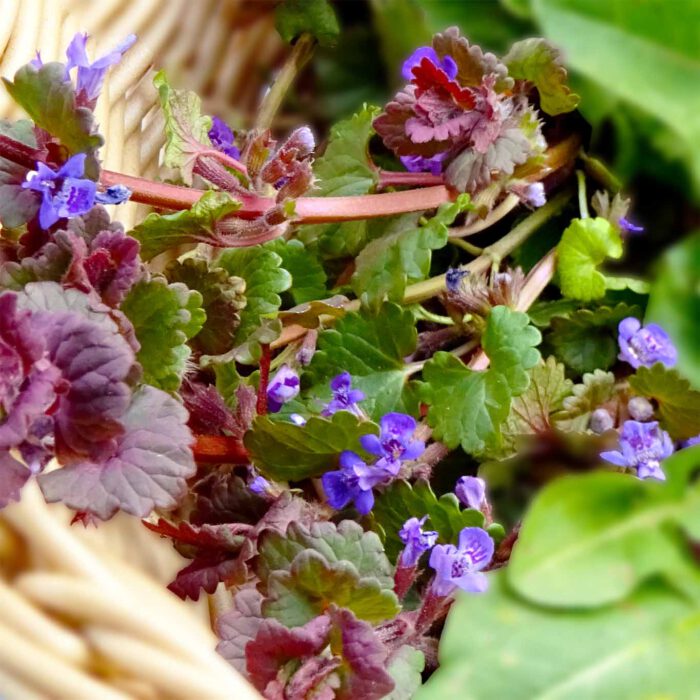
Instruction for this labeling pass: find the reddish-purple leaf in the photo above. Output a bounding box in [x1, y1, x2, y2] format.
[246, 615, 332, 692]
[143, 517, 252, 551]
[0, 450, 32, 507]
[285, 656, 340, 700]
[167, 552, 243, 601]
[216, 588, 265, 673]
[38, 385, 195, 520]
[329, 607, 395, 700]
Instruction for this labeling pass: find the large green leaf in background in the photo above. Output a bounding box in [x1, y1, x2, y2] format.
[646, 231, 700, 389]
[507, 446, 700, 608]
[526, 0, 700, 198]
[417, 574, 700, 700]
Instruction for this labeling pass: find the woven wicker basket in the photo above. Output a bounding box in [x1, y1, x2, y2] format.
[0, 1, 284, 697]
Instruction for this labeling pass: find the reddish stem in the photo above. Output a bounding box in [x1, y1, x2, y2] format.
[257, 344, 271, 415]
[193, 435, 249, 464]
[0, 133, 43, 169]
[378, 170, 444, 189]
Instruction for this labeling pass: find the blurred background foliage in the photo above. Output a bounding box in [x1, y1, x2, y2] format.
[287, 0, 700, 387]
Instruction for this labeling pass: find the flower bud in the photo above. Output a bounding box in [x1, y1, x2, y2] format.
[590, 408, 614, 434]
[627, 396, 654, 422]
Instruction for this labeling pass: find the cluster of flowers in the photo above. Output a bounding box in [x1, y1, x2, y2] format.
[599, 317, 689, 481]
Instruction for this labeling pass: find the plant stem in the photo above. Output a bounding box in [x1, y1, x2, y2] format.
[378, 170, 444, 188]
[256, 33, 316, 131]
[403, 187, 573, 304]
[577, 170, 590, 219]
[449, 238, 483, 256]
[192, 435, 249, 464]
[449, 193, 520, 238]
[579, 150, 622, 193]
[257, 344, 271, 415]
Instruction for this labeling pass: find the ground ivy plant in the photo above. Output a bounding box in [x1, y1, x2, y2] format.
[1, 5, 699, 698]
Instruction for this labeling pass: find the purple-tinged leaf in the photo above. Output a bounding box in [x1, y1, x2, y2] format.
[216, 588, 265, 673]
[38, 385, 195, 520]
[328, 606, 395, 700]
[167, 552, 243, 601]
[192, 473, 269, 526]
[143, 518, 252, 552]
[245, 615, 332, 692]
[0, 450, 32, 508]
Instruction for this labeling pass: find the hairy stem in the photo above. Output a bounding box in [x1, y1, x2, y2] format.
[257, 344, 271, 415]
[378, 170, 444, 188]
[256, 33, 316, 131]
[192, 435, 249, 464]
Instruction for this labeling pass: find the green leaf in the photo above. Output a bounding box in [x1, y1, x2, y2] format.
[313, 104, 379, 196]
[508, 448, 700, 608]
[264, 550, 399, 627]
[556, 217, 623, 301]
[153, 70, 212, 184]
[244, 411, 379, 481]
[528, 0, 700, 197]
[418, 574, 700, 700]
[371, 479, 484, 561]
[216, 244, 292, 346]
[552, 369, 616, 431]
[165, 258, 245, 355]
[421, 306, 541, 455]
[274, 0, 340, 48]
[527, 298, 580, 327]
[0, 119, 40, 228]
[647, 231, 700, 388]
[3, 63, 103, 177]
[307, 302, 417, 420]
[351, 195, 471, 308]
[130, 191, 241, 261]
[257, 520, 394, 588]
[265, 239, 327, 304]
[629, 364, 700, 441]
[213, 362, 241, 407]
[494, 356, 573, 458]
[121, 278, 205, 391]
[548, 303, 641, 374]
[384, 645, 425, 700]
[504, 38, 579, 115]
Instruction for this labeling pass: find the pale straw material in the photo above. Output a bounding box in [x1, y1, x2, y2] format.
[0, 1, 284, 697]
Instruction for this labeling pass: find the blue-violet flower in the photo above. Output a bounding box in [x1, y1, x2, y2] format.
[322, 372, 365, 417]
[600, 420, 673, 481]
[65, 32, 136, 104]
[208, 116, 241, 160]
[22, 154, 97, 230]
[617, 317, 677, 369]
[266, 364, 300, 413]
[360, 412, 425, 472]
[445, 267, 468, 293]
[321, 451, 386, 515]
[398, 516, 438, 567]
[429, 527, 494, 596]
[400, 152, 448, 176]
[402, 46, 457, 82]
[455, 476, 486, 510]
[619, 217, 644, 234]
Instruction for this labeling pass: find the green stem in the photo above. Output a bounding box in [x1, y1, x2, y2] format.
[450, 238, 483, 256]
[402, 188, 573, 304]
[577, 170, 590, 219]
[256, 33, 316, 131]
[579, 151, 622, 193]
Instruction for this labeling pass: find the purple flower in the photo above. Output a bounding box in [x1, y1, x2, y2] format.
[208, 116, 241, 160]
[455, 476, 486, 510]
[398, 516, 438, 567]
[617, 318, 677, 369]
[95, 185, 131, 206]
[429, 527, 494, 596]
[600, 420, 673, 481]
[322, 372, 365, 417]
[249, 475, 271, 495]
[619, 217, 644, 234]
[399, 152, 448, 176]
[322, 451, 379, 515]
[445, 267, 468, 293]
[683, 435, 700, 449]
[22, 154, 97, 229]
[523, 182, 546, 208]
[402, 46, 457, 82]
[266, 365, 299, 413]
[65, 33, 136, 104]
[360, 413, 425, 472]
